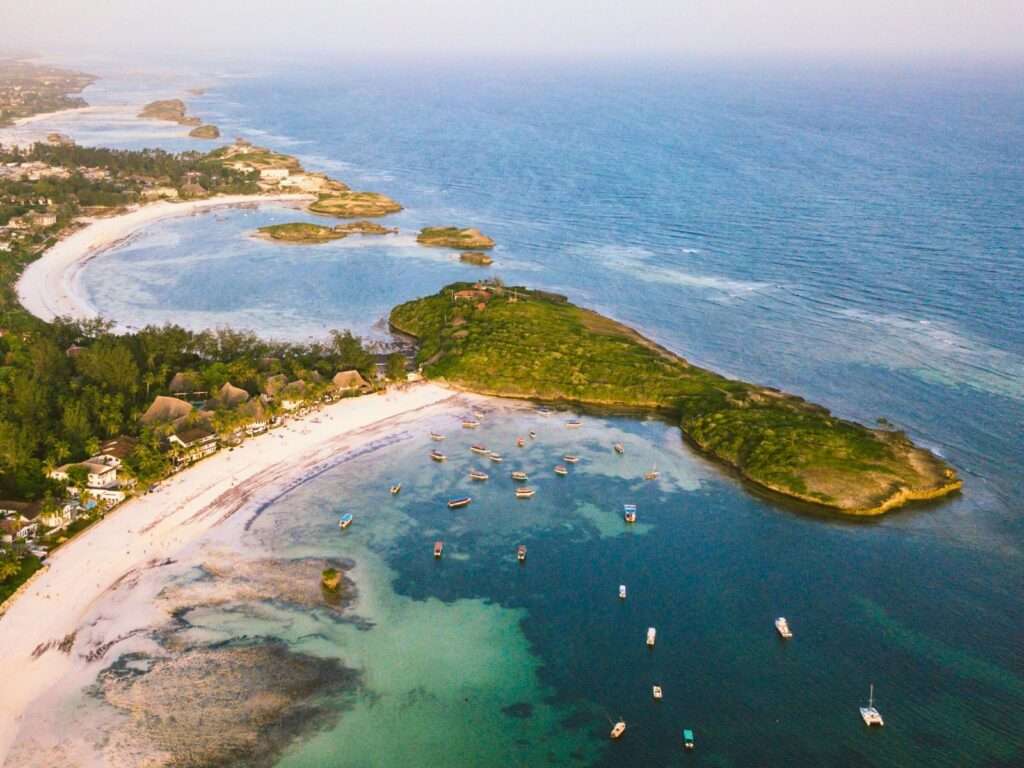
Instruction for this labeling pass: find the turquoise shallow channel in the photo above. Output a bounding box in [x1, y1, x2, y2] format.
[34, 57, 1024, 766]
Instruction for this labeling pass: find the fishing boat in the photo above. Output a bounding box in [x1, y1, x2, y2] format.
[619, 584, 627, 599]
[434, 541, 444, 558]
[610, 721, 626, 740]
[511, 471, 528, 481]
[775, 617, 793, 639]
[430, 450, 447, 462]
[566, 420, 582, 429]
[429, 432, 446, 441]
[683, 729, 695, 750]
[554, 465, 569, 476]
[447, 497, 472, 509]
[652, 685, 663, 700]
[470, 444, 489, 454]
[338, 513, 354, 530]
[646, 627, 656, 647]
[860, 684, 884, 727]
[562, 454, 579, 464]
[390, 483, 402, 495]
[488, 452, 504, 463]
[469, 469, 489, 481]
[624, 504, 637, 523]
[462, 419, 480, 429]
[644, 466, 660, 480]
[516, 437, 525, 447]
[515, 487, 536, 499]
[613, 443, 625, 454]
[517, 544, 527, 562]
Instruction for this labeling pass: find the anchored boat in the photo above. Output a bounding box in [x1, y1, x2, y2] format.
[515, 487, 536, 499]
[860, 684, 884, 727]
[566, 420, 582, 429]
[516, 437, 525, 447]
[338, 513, 354, 530]
[434, 541, 444, 558]
[390, 483, 402, 495]
[652, 685, 663, 700]
[562, 454, 579, 464]
[529, 430, 537, 439]
[470, 444, 489, 454]
[430, 450, 447, 462]
[646, 627, 656, 647]
[554, 465, 569, 476]
[683, 729, 695, 750]
[517, 544, 527, 562]
[488, 452, 504, 463]
[644, 466, 659, 480]
[469, 469, 489, 481]
[462, 419, 480, 429]
[511, 471, 528, 481]
[429, 432, 445, 441]
[610, 721, 626, 740]
[624, 504, 637, 523]
[613, 443, 625, 454]
[447, 497, 472, 509]
[775, 617, 793, 639]
[619, 584, 627, 599]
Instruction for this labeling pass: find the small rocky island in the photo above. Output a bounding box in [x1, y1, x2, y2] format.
[309, 191, 403, 217]
[189, 124, 220, 139]
[390, 282, 963, 515]
[139, 98, 220, 140]
[257, 220, 398, 243]
[460, 251, 494, 266]
[417, 227, 495, 249]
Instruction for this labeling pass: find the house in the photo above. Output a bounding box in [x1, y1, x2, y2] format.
[168, 424, 219, 465]
[100, 436, 138, 464]
[259, 167, 289, 182]
[27, 211, 57, 228]
[332, 370, 371, 393]
[39, 500, 82, 530]
[0, 500, 41, 542]
[82, 488, 126, 506]
[49, 460, 119, 489]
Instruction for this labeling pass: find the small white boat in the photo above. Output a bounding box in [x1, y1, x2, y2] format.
[775, 617, 793, 639]
[470, 444, 489, 454]
[511, 471, 528, 481]
[652, 685, 663, 700]
[517, 544, 527, 562]
[529, 430, 537, 439]
[515, 487, 536, 499]
[429, 432, 446, 441]
[430, 450, 447, 462]
[390, 483, 401, 495]
[562, 454, 579, 464]
[434, 540, 444, 558]
[619, 584, 627, 599]
[610, 721, 626, 740]
[613, 443, 625, 454]
[338, 513, 354, 530]
[488, 452, 504, 463]
[860, 684, 884, 727]
[554, 465, 568, 476]
[646, 627, 656, 647]
[447, 497, 472, 509]
[469, 469, 489, 481]
[644, 466, 659, 480]
[516, 437, 525, 447]
[624, 504, 637, 523]
[462, 419, 480, 429]
[566, 420, 582, 429]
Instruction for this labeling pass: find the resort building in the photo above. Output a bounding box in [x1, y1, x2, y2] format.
[49, 460, 119, 489]
[332, 369, 371, 394]
[167, 425, 219, 466]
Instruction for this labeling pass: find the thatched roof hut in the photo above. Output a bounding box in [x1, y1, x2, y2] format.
[218, 381, 250, 407]
[141, 395, 193, 425]
[332, 370, 370, 392]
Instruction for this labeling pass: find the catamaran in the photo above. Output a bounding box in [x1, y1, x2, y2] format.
[624, 504, 637, 523]
[517, 544, 527, 562]
[511, 471, 528, 481]
[338, 513, 354, 530]
[515, 487, 536, 499]
[860, 684, 884, 727]
[554, 465, 568, 476]
[610, 721, 626, 740]
[447, 497, 472, 509]
[646, 627, 656, 647]
[430, 449, 447, 462]
[469, 469, 489, 481]
[775, 617, 793, 639]
[434, 541, 444, 558]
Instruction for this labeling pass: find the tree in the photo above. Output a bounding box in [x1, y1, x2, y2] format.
[67, 464, 89, 489]
[386, 353, 407, 381]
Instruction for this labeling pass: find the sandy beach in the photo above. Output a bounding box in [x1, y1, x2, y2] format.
[15, 193, 315, 323]
[0, 382, 458, 761]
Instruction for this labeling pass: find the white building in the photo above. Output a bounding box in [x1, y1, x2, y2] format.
[49, 460, 119, 489]
[259, 167, 290, 182]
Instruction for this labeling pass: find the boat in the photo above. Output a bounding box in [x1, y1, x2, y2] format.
[562, 454, 579, 464]
[430, 450, 447, 462]
[516, 437, 525, 447]
[529, 430, 537, 439]
[536, 407, 551, 416]
[469, 469, 489, 481]
[860, 684, 884, 727]
[338, 513, 354, 530]
[434, 541, 444, 558]
[554, 465, 568, 476]
[470, 444, 489, 454]
[515, 487, 536, 499]
[610, 721, 626, 740]
[646, 627, 656, 647]
[613, 443, 625, 454]
[429, 432, 446, 441]
[511, 471, 528, 481]
[517, 544, 527, 562]
[488, 452, 504, 463]
[624, 504, 637, 523]
[447, 497, 472, 509]
[683, 729, 695, 750]
[775, 617, 793, 639]
[652, 685, 663, 700]
[619, 584, 627, 599]
[390, 483, 402, 495]
[472, 410, 485, 420]
[644, 466, 660, 480]
[462, 419, 480, 429]
[566, 420, 582, 429]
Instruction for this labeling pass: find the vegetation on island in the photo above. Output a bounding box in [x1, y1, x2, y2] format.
[390, 282, 962, 515]
[0, 60, 94, 127]
[417, 227, 495, 249]
[256, 220, 397, 243]
[460, 251, 493, 266]
[137, 99, 202, 126]
[309, 191, 402, 218]
[321, 567, 342, 591]
[189, 124, 220, 140]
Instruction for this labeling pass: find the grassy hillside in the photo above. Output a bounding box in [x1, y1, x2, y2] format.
[390, 283, 961, 514]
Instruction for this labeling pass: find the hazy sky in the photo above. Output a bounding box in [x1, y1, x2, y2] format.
[5, 0, 1023, 61]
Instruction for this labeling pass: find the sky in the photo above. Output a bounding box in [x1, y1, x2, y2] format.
[3, 0, 1023, 62]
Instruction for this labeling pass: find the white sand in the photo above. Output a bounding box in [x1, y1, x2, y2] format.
[15, 193, 315, 323]
[0, 382, 457, 760]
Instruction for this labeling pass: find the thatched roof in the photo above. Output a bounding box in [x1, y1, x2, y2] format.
[141, 395, 193, 425]
[237, 398, 268, 421]
[280, 380, 307, 399]
[218, 381, 250, 406]
[262, 373, 288, 396]
[168, 371, 199, 393]
[332, 370, 370, 391]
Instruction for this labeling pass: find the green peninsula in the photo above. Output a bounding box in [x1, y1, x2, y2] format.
[309, 191, 402, 217]
[417, 227, 495, 249]
[390, 283, 962, 515]
[257, 221, 397, 243]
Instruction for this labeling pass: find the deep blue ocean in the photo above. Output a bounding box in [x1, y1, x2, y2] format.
[39, 58, 1024, 766]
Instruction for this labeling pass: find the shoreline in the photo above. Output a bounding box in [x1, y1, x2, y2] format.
[15, 193, 315, 324]
[0, 381, 459, 760]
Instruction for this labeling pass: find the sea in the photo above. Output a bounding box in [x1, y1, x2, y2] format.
[11, 55, 1024, 767]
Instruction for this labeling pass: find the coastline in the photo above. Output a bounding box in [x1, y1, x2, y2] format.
[0, 381, 458, 761]
[15, 193, 316, 323]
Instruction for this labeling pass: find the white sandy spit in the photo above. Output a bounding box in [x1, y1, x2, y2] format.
[0, 382, 458, 761]
[16, 193, 315, 323]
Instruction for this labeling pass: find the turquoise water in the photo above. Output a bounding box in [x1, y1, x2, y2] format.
[53, 59, 1024, 765]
